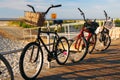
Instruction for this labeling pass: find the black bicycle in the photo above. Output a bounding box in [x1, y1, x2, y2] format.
[19, 4, 70, 79]
[0, 54, 14, 80]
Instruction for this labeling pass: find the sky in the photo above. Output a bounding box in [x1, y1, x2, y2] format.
[0, 0, 120, 19]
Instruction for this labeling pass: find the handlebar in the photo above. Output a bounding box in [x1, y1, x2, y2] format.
[104, 10, 108, 21]
[78, 8, 86, 23]
[27, 4, 61, 17]
[78, 8, 84, 15]
[52, 4, 62, 8]
[27, 5, 36, 13]
[44, 4, 61, 15]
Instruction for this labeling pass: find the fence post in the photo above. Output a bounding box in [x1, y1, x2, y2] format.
[67, 24, 70, 39]
[46, 32, 51, 69]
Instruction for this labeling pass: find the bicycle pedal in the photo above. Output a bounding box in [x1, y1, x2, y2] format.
[47, 54, 55, 62]
[47, 57, 52, 62]
[47, 57, 55, 62]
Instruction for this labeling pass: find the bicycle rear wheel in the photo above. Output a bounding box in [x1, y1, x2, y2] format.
[19, 42, 43, 80]
[55, 37, 70, 65]
[0, 54, 14, 80]
[88, 34, 97, 54]
[69, 37, 88, 63]
[95, 32, 111, 51]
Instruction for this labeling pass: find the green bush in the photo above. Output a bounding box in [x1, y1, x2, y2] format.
[56, 27, 64, 33]
[115, 24, 120, 27]
[8, 21, 20, 26]
[19, 21, 23, 27]
[20, 22, 33, 28]
[114, 18, 120, 27]
[63, 20, 76, 23]
[9, 21, 34, 28]
[114, 19, 120, 24]
[101, 21, 104, 26]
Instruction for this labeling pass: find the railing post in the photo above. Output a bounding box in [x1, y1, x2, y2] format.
[64, 25, 66, 34]
[67, 24, 70, 39]
[47, 32, 51, 69]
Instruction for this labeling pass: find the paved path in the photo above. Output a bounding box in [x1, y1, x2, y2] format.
[15, 39, 120, 80]
[0, 21, 29, 40]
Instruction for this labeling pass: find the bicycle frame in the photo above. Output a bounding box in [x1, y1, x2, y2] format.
[75, 26, 92, 49]
[36, 28, 59, 55]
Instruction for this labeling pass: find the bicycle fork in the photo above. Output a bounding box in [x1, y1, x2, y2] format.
[29, 46, 39, 63]
[75, 38, 82, 50]
[75, 32, 85, 50]
[57, 40, 67, 55]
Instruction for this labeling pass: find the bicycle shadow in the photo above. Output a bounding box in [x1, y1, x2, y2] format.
[37, 60, 120, 80]
[93, 48, 120, 54]
[36, 48, 120, 80]
[35, 40, 120, 80]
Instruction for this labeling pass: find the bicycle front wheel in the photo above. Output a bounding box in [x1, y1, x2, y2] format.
[88, 34, 97, 54]
[69, 37, 88, 63]
[19, 42, 43, 80]
[55, 37, 70, 65]
[0, 54, 14, 80]
[95, 32, 111, 51]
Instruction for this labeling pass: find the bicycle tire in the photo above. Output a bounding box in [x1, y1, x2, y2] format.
[95, 32, 111, 51]
[19, 42, 43, 80]
[55, 37, 70, 65]
[0, 54, 14, 80]
[69, 37, 88, 63]
[88, 34, 97, 54]
[102, 33, 111, 51]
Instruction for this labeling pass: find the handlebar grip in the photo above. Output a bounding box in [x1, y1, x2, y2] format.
[52, 4, 62, 8]
[44, 4, 61, 15]
[78, 8, 84, 15]
[104, 10, 107, 17]
[27, 5, 33, 8]
[78, 8, 83, 13]
[78, 8, 86, 22]
[27, 4, 36, 13]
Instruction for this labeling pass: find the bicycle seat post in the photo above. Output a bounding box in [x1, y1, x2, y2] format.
[38, 28, 41, 37]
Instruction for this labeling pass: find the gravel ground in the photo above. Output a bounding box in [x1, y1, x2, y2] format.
[0, 23, 29, 79]
[0, 35, 25, 79]
[0, 36, 25, 52]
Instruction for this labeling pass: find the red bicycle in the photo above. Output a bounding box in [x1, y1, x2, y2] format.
[70, 8, 99, 63]
[77, 8, 99, 54]
[70, 8, 92, 63]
